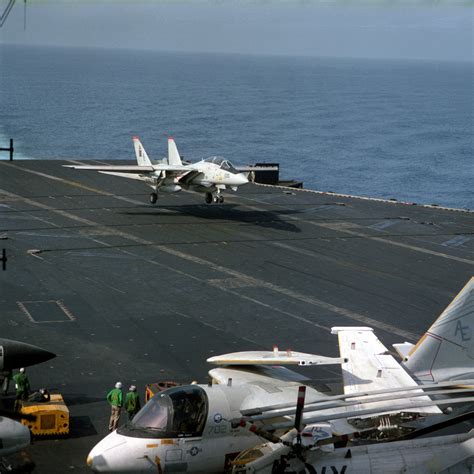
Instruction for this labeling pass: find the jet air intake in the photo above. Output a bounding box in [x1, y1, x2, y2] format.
[160, 184, 182, 193]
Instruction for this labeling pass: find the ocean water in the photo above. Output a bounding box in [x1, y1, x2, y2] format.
[0, 44, 472, 209]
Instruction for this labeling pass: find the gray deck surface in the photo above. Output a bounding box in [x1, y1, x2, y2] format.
[0, 160, 473, 472]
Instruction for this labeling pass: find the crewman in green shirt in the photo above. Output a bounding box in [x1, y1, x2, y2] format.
[106, 381, 123, 431]
[13, 368, 30, 412]
[124, 385, 141, 420]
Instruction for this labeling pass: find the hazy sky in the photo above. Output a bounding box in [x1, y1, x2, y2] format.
[0, 1, 473, 61]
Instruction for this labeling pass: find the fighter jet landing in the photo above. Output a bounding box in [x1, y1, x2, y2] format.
[65, 137, 249, 205]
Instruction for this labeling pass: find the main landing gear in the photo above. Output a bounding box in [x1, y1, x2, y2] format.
[205, 192, 224, 204]
[150, 192, 158, 204]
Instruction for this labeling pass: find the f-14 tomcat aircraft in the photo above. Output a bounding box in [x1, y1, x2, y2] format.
[65, 137, 249, 204]
[87, 278, 474, 473]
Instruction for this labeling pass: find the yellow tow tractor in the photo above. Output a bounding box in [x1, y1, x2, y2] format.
[19, 393, 69, 437]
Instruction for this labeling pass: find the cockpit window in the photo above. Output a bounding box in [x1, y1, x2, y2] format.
[204, 156, 238, 173]
[132, 392, 171, 431]
[125, 385, 208, 438]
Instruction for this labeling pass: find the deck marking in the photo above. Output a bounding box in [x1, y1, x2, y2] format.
[17, 231, 77, 239]
[442, 235, 471, 248]
[207, 277, 257, 289]
[17, 300, 76, 323]
[0, 186, 417, 340]
[369, 221, 398, 231]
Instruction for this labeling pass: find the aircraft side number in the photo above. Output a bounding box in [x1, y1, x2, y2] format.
[208, 425, 227, 435]
[303, 465, 347, 474]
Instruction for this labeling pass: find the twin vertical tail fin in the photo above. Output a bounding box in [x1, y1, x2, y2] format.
[401, 277, 474, 382]
[132, 136, 153, 167]
[168, 137, 183, 166]
[133, 136, 183, 167]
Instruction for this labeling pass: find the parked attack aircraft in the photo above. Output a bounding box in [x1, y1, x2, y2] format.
[0, 339, 56, 457]
[232, 421, 474, 473]
[65, 137, 249, 205]
[87, 278, 474, 473]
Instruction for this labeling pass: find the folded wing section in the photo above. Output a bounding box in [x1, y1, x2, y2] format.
[207, 350, 345, 367]
[208, 365, 331, 414]
[331, 327, 441, 415]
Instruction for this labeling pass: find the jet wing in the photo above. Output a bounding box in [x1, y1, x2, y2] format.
[331, 327, 441, 415]
[64, 164, 198, 173]
[64, 165, 155, 173]
[64, 163, 202, 183]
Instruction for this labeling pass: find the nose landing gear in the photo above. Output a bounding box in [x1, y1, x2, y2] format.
[150, 192, 158, 204]
[205, 192, 224, 204]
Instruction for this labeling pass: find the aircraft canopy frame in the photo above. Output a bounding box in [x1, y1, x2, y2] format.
[121, 385, 208, 439]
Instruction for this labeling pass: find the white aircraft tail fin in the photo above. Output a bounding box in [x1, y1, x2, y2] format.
[168, 137, 183, 166]
[132, 136, 153, 167]
[402, 277, 474, 382]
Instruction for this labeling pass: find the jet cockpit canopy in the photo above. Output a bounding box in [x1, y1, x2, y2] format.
[204, 156, 238, 174]
[124, 385, 208, 438]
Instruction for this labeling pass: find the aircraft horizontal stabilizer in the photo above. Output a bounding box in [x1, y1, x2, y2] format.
[207, 350, 346, 367]
[393, 342, 415, 359]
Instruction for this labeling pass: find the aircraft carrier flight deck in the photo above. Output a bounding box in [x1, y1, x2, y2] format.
[0, 159, 473, 472]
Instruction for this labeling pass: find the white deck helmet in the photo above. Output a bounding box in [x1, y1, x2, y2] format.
[115, 382, 122, 389]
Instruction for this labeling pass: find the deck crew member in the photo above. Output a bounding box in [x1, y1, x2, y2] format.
[13, 368, 30, 411]
[107, 382, 123, 431]
[124, 385, 141, 420]
[29, 387, 51, 403]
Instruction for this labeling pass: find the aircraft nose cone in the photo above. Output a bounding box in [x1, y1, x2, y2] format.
[87, 431, 128, 472]
[0, 418, 31, 456]
[0, 339, 56, 370]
